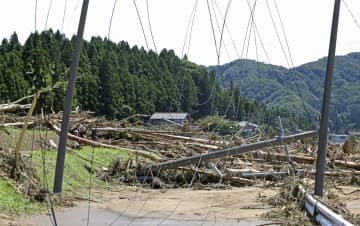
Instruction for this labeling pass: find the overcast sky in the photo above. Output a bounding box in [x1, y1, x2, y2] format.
[1, 0, 360, 68]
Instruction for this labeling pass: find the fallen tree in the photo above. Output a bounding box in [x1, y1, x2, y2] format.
[0, 103, 31, 113]
[261, 151, 360, 170]
[48, 121, 163, 161]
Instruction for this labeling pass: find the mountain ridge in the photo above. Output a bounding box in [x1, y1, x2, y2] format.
[210, 52, 360, 132]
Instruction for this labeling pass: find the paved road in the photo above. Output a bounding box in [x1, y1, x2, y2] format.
[24, 206, 272, 226]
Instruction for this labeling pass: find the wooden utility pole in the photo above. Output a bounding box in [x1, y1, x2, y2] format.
[150, 131, 317, 172]
[53, 0, 89, 193]
[314, 0, 341, 197]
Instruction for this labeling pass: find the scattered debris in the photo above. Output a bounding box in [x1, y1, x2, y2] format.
[1, 111, 360, 225]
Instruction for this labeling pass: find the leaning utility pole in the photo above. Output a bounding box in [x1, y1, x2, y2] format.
[53, 0, 89, 193]
[314, 0, 341, 197]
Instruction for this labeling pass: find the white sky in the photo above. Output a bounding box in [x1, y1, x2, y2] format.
[0, 0, 360, 68]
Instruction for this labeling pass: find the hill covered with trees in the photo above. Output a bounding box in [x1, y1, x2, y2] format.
[0, 30, 311, 131]
[211, 53, 360, 132]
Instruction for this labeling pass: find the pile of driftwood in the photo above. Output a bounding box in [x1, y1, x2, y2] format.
[41, 112, 360, 188]
[2, 110, 360, 188]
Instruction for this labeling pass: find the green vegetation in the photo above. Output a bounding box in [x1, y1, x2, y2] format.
[1, 31, 358, 132]
[212, 53, 360, 132]
[0, 128, 59, 152]
[0, 128, 134, 215]
[0, 146, 133, 215]
[0, 30, 310, 131]
[31, 146, 134, 197]
[0, 179, 43, 215]
[0, 31, 222, 119]
[197, 115, 241, 133]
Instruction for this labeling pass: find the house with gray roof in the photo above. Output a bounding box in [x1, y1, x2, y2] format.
[149, 112, 190, 125]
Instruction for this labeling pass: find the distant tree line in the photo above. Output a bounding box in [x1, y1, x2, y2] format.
[0, 30, 312, 131]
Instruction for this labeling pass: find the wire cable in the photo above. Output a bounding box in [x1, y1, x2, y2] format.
[217, 0, 232, 64]
[213, 0, 240, 59]
[241, 0, 257, 59]
[342, 0, 360, 30]
[197, 0, 232, 107]
[207, 0, 219, 59]
[61, 0, 68, 33]
[177, 0, 199, 112]
[108, 0, 118, 40]
[146, 0, 158, 53]
[133, 0, 150, 51]
[210, 0, 232, 61]
[86, 145, 96, 226]
[181, 0, 199, 58]
[244, 0, 271, 63]
[38, 117, 57, 226]
[271, 0, 314, 122]
[69, 0, 81, 27]
[109, 164, 154, 225]
[45, 0, 53, 30]
[35, 0, 38, 31]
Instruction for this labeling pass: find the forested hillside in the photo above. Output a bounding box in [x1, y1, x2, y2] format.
[211, 53, 360, 132]
[0, 30, 312, 131]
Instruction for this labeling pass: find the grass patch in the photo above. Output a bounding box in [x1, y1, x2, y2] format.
[31, 146, 134, 198]
[0, 178, 44, 215]
[0, 128, 59, 152]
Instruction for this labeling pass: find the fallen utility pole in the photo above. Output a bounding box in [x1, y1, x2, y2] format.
[150, 131, 317, 172]
[53, 0, 89, 193]
[315, 0, 341, 197]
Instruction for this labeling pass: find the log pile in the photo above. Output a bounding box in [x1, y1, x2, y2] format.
[1, 110, 360, 189]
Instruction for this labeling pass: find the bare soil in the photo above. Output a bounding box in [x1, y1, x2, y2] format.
[13, 185, 278, 225]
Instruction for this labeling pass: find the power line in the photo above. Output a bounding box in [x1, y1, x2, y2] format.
[181, 0, 198, 58]
[241, 0, 257, 59]
[217, 0, 233, 64]
[213, 0, 240, 59]
[108, 0, 118, 39]
[185, 0, 199, 58]
[178, 0, 199, 112]
[207, 0, 219, 59]
[146, 0, 158, 53]
[69, 0, 81, 27]
[198, 0, 232, 108]
[342, 0, 360, 30]
[35, 0, 38, 31]
[210, 0, 232, 61]
[271, 0, 314, 122]
[244, 0, 271, 63]
[38, 117, 57, 226]
[196, 0, 219, 107]
[133, 0, 149, 51]
[235, 0, 258, 120]
[61, 0, 68, 33]
[245, 13, 255, 58]
[109, 165, 154, 225]
[86, 146, 96, 226]
[265, 0, 291, 67]
[45, 0, 53, 30]
[252, 4, 261, 80]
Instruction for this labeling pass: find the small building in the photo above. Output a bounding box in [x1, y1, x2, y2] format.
[149, 112, 190, 125]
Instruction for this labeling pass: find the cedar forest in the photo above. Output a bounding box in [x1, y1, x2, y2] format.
[0, 30, 312, 131]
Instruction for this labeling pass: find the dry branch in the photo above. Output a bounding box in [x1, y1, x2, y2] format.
[0, 122, 35, 128]
[0, 104, 31, 113]
[178, 167, 254, 186]
[48, 121, 163, 161]
[262, 151, 360, 170]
